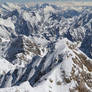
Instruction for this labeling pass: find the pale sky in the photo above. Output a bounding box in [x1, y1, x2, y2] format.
[0, 0, 92, 3]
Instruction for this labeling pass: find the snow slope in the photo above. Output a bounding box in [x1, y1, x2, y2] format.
[0, 57, 14, 74]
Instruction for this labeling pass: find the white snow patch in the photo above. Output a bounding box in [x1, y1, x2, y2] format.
[44, 6, 55, 13]
[0, 18, 15, 30]
[0, 57, 15, 74]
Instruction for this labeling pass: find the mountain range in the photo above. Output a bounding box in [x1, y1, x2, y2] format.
[0, 3, 92, 92]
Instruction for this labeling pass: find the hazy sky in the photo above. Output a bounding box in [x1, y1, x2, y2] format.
[0, 0, 92, 3]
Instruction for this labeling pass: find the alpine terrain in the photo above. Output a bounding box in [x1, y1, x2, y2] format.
[0, 2, 92, 92]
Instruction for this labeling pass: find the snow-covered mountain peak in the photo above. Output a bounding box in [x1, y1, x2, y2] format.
[44, 5, 55, 13]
